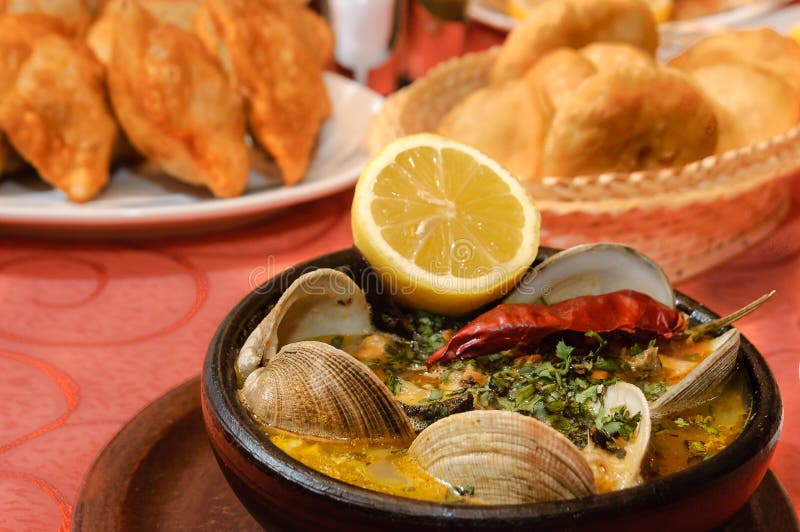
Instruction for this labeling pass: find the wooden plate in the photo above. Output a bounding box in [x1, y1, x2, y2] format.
[72, 376, 798, 531]
[72, 377, 263, 530]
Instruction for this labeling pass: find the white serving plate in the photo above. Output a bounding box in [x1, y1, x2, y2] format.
[0, 72, 382, 238]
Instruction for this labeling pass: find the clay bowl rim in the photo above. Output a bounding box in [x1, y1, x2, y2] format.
[202, 246, 783, 524]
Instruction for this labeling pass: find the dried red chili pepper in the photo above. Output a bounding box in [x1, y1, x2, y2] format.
[426, 290, 686, 367]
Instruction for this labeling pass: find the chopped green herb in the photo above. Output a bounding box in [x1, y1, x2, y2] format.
[372, 311, 651, 459]
[638, 381, 667, 401]
[330, 335, 344, 349]
[593, 358, 621, 372]
[689, 414, 720, 435]
[425, 389, 444, 402]
[585, 331, 607, 352]
[674, 417, 690, 428]
[686, 440, 707, 459]
[453, 485, 475, 497]
[630, 338, 657, 356]
[555, 340, 574, 362]
[387, 371, 402, 394]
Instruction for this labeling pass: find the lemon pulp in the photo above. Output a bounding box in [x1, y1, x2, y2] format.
[352, 134, 540, 316]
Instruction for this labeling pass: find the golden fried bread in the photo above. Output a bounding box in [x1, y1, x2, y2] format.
[579, 42, 656, 74]
[0, 0, 91, 34]
[0, 31, 117, 201]
[196, 0, 331, 186]
[437, 80, 547, 181]
[107, 0, 248, 198]
[524, 48, 597, 120]
[670, 28, 800, 94]
[491, 0, 658, 84]
[690, 63, 800, 153]
[542, 67, 717, 176]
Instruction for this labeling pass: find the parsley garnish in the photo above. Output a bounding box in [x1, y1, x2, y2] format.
[638, 381, 667, 401]
[330, 335, 344, 349]
[419, 389, 443, 403]
[386, 370, 402, 394]
[453, 485, 475, 496]
[686, 440, 707, 459]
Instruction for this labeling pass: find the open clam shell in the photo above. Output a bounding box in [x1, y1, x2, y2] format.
[651, 328, 741, 417]
[504, 243, 674, 308]
[408, 410, 596, 504]
[237, 268, 372, 381]
[240, 341, 415, 442]
[583, 382, 651, 492]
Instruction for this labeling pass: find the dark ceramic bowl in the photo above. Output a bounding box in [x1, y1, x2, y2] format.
[202, 248, 783, 532]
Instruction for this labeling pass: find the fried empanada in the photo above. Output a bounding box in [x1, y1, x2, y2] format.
[491, 0, 658, 84]
[85, 2, 113, 65]
[690, 63, 800, 153]
[0, 13, 70, 98]
[196, 0, 331, 185]
[542, 67, 718, 176]
[0, 0, 92, 34]
[0, 28, 117, 201]
[669, 29, 800, 94]
[106, 0, 248, 198]
[88, 0, 200, 66]
[298, 7, 334, 68]
[438, 80, 547, 181]
[0, 14, 69, 180]
[524, 48, 597, 120]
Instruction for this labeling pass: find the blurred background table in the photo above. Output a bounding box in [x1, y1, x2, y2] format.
[1, 3, 799, 530]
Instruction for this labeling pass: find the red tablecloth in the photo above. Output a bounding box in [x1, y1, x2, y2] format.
[1, 179, 798, 530]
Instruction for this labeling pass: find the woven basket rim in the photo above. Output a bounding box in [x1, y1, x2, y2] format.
[369, 48, 800, 214]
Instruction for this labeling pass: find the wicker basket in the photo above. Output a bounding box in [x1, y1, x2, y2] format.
[368, 48, 799, 282]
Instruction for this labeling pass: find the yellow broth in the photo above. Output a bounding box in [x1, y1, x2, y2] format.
[268, 430, 461, 502]
[644, 370, 750, 479]
[259, 331, 750, 503]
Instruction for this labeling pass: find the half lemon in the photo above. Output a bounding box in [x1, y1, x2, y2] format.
[352, 134, 540, 316]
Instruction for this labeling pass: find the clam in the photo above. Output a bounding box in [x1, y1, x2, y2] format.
[649, 292, 773, 417]
[501, 244, 773, 420]
[408, 410, 597, 504]
[504, 243, 674, 308]
[651, 328, 740, 417]
[582, 382, 651, 491]
[237, 268, 373, 381]
[240, 341, 416, 442]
